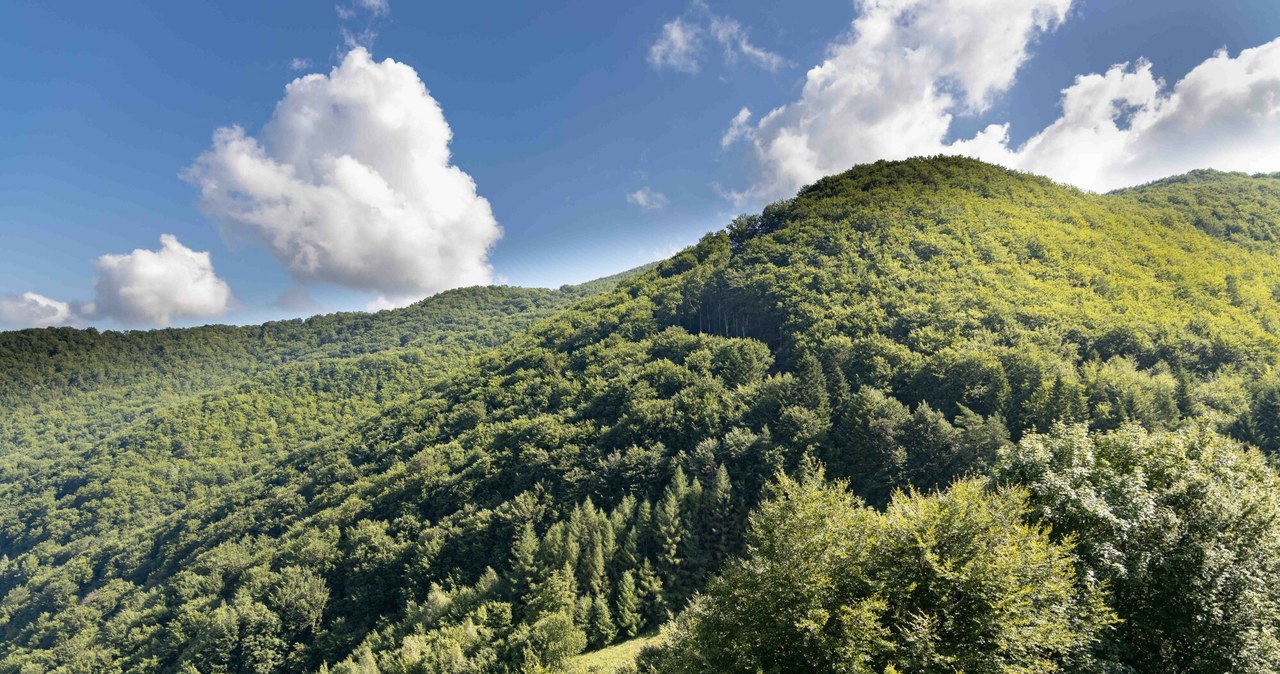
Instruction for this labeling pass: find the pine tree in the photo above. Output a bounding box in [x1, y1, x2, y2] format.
[654, 470, 687, 597]
[634, 499, 654, 559]
[707, 464, 734, 563]
[680, 476, 708, 589]
[637, 560, 667, 626]
[611, 494, 636, 540]
[568, 503, 590, 589]
[528, 563, 577, 619]
[511, 522, 540, 602]
[588, 594, 617, 647]
[585, 540, 607, 597]
[540, 522, 578, 572]
[574, 595, 592, 629]
[618, 521, 640, 572]
[1248, 378, 1280, 453]
[795, 352, 831, 416]
[614, 570, 643, 639]
[597, 505, 618, 562]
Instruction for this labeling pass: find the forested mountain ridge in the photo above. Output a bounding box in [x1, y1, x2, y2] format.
[1, 280, 632, 458]
[5, 157, 1280, 673]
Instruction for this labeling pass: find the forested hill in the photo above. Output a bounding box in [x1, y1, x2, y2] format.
[0, 277, 634, 457]
[6, 157, 1280, 673]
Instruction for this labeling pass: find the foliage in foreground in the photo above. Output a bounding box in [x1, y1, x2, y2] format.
[641, 469, 1114, 673]
[644, 423, 1280, 674]
[995, 423, 1280, 673]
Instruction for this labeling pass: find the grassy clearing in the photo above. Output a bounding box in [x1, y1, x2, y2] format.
[566, 632, 662, 673]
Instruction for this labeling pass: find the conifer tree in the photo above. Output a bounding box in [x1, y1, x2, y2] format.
[680, 477, 709, 589]
[634, 499, 654, 559]
[637, 560, 667, 626]
[528, 564, 577, 619]
[510, 522, 540, 602]
[574, 595, 592, 629]
[654, 470, 687, 597]
[707, 464, 734, 563]
[795, 352, 831, 415]
[588, 594, 617, 647]
[614, 570, 643, 639]
[585, 540, 608, 597]
[618, 520, 640, 572]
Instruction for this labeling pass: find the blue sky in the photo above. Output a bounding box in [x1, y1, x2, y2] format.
[3, 0, 1280, 328]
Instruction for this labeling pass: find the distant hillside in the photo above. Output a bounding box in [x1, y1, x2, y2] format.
[5, 157, 1280, 673]
[1114, 168, 1280, 243]
[0, 273, 643, 457]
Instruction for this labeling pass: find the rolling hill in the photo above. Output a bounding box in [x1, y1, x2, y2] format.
[4, 157, 1280, 673]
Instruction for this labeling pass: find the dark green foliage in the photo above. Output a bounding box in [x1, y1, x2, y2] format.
[5, 158, 1280, 671]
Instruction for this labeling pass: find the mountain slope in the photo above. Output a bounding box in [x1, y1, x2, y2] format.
[0, 284, 607, 457]
[5, 157, 1280, 673]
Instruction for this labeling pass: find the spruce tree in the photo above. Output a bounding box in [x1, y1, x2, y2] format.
[634, 499, 654, 559]
[707, 464, 734, 563]
[588, 594, 617, 647]
[586, 540, 608, 597]
[618, 522, 640, 571]
[510, 522, 540, 602]
[528, 563, 577, 619]
[615, 570, 643, 639]
[680, 477, 708, 589]
[637, 560, 667, 626]
[654, 470, 687, 597]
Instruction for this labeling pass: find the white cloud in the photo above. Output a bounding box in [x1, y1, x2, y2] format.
[0, 292, 77, 329]
[708, 15, 788, 72]
[1, 236, 233, 330]
[289, 57, 313, 71]
[727, 0, 1280, 199]
[974, 40, 1280, 191]
[728, 0, 1071, 200]
[337, 0, 388, 20]
[185, 47, 502, 309]
[336, 0, 388, 48]
[627, 187, 670, 211]
[649, 4, 787, 75]
[1, 236, 233, 329]
[87, 235, 234, 327]
[721, 106, 753, 148]
[341, 26, 379, 50]
[649, 19, 703, 74]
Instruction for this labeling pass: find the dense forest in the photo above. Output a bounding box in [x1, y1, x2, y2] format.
[5, 157, 1280, 673]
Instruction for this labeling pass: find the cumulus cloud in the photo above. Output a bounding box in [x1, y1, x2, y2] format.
[289, 57, 313, 71]
[972, 40, 1280, 191]
[185, 47, 502, 309]
[87, 235, 234, 326]
[725, 0, 1280, 199]
[725, 0, 1070, 200]
[0, 236, 233, 330]
[0, 292, 78, 329]
[627, 187, 670, 211]
[649, 3, 787, 75]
